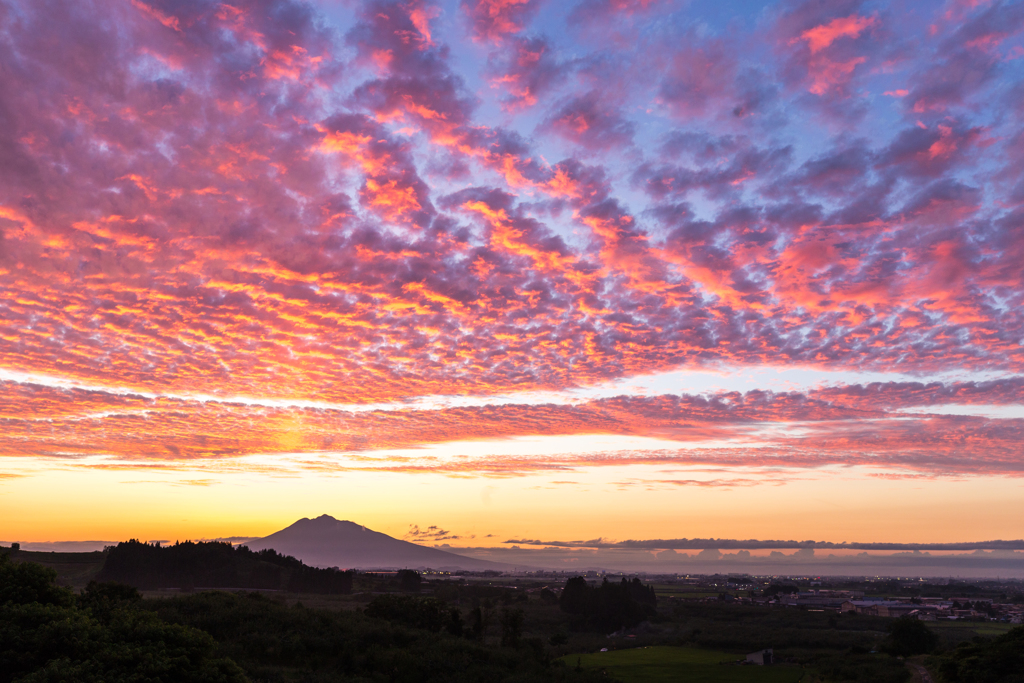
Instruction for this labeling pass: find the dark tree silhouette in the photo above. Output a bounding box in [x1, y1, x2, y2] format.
[98, 539, 352, 593]
[364, 594, 467, 636]
[558, 576, 657, 632]
[765, 583, 799, 597]
[559, 577, 590, 615]
[883, 617, 939, 657]
[500, 608, 524, 646]
[397, 568, 422, 592]
[937, 625, 1024, 682]
[0, 554, 247, 683]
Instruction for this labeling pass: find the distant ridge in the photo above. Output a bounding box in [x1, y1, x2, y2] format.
[244, 515, 513, 571]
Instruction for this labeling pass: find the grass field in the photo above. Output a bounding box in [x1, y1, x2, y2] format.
[8, 549, 106, 588]
[559, 646, 804, 683]
[655, 591, 744, 599]
[930, 621, 1016, 636]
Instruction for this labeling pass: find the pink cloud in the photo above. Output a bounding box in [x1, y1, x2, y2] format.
[462, 0, 541, 42]
[3, 378, 1021, 479]
[657, 38, 737, 117]
[0, 0, 1021, 422]
[486, 36, 567, 110]
[541, 93, 635, 151]
[794, 14, 878, 54]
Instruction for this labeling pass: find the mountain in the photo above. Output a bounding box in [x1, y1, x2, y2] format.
[243, 515, 514, 571]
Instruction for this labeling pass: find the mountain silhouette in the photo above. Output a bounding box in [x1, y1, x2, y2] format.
[244, 515, 513, 570]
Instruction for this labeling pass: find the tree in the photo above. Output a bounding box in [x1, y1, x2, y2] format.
[469, 606, 486, 640]
[0, 555, 74, 608]
[559, 577, 590, 615]
[558, 576, 657, 632]
[0, 554, 247, 683]
[549, 632, 568, 646]
[78, 581, 142, 622]
[446, 607, 464, 637]
[500, 608, 524, 647]
[97, 539, 352, 594]
[765, 583, 799, 597]
[883, 616, 938, 657]
[937, 625, 1024, 682]
[397, 569, 422, 592]
[364, 594, 450, 632]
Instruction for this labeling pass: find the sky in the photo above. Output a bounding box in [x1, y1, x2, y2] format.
[1, 0, 1024, 560]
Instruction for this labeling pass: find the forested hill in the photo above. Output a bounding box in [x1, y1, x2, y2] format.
[97, 540, 353, 593]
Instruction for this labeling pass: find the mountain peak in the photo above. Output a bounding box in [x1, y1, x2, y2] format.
[296, 514, 345, 525]
[294, 515, 366, 530]
[246, 517, 511, 570]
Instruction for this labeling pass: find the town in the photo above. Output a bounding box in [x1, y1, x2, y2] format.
[418, 569, 1024, 623]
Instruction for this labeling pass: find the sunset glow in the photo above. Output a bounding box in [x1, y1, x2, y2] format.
[1, 0, 1023, 549]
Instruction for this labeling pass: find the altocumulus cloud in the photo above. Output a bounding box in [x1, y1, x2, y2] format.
[0, 0, 1021, 480]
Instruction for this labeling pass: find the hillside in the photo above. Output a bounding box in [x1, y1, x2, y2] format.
[3, 548, 106, 588]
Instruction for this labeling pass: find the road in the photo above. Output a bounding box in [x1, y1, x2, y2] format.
[908, 661, 934, 683]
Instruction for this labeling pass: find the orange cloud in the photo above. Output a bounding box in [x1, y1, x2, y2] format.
[130, 0, 182, 32]
[797, 14, 878, 54]
[364, 178, 423, 222]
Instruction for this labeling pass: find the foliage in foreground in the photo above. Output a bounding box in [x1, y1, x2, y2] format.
[809, 653, 910, 683]
[0, 554, 247, 683]
[935, 626, 1024, 683]
[2, 555, 608, 682]
[11, 548, 1019, 683]
[882, 617, 940, 657]
[147, 590, 612, 683]
[364, 593, 465, 634]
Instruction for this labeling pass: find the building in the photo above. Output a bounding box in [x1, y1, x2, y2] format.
[840, 600, 924, 617]
[746, 649, 773, 665]
[905, 609, 937, 621]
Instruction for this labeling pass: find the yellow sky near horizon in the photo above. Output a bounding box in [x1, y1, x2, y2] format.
[3, 439, 1022, 546]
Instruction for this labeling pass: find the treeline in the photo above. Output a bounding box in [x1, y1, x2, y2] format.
[98, 540, 353, 594]
[559, 576, 657, 632]
[1, 553, 611, 683]
[364, 594, 466, 634]
[147, 590, 610, 683]
[936, 625, 1024, 682]
[0, 554, 246, 682]
[363, 594, 531, 647]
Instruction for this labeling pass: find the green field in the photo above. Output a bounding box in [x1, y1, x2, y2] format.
[559, 646, 804, 683]
[930, 621, 1016, 636]
[654, 590, 743, 599]
[8, 550, 106, 588]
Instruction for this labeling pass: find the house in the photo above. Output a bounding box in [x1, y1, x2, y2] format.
[746, 649, 773, 665]
[906, 609, 937, 621]
[841, 600, 921, 617]
[875, 603, 920, 618]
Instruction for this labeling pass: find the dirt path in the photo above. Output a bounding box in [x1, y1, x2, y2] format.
[908, 660, 934, 683]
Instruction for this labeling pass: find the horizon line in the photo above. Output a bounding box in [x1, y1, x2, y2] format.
[501, 539, 1024, 551]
